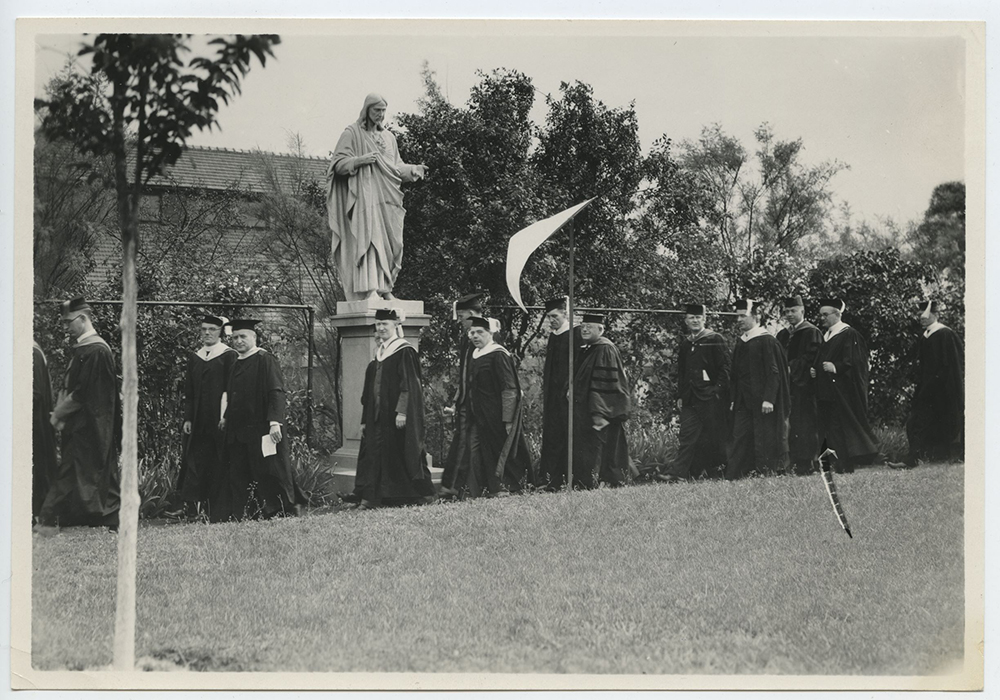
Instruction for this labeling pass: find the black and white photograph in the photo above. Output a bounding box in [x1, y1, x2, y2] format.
[5, 5, 991, 695]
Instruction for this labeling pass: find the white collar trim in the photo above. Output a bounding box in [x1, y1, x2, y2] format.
[924, 321, 945, 337]
[198, 343, 234, 361]
[552, 321, 570, 336]
[824, 321, 850, 341]
[236, 346, 262, 360]
[740, 326, 768, 342]
[472, 341, 509, 359]
[376, 337, 411, 361]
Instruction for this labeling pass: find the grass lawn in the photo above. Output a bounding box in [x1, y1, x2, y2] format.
[30, 462, 965, 675]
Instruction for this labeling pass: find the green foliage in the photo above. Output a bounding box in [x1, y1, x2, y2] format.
[808, 248, 937, 425]
[907, 181, 965, 277]
[678, 122, 848, 300]
[33, 131, 117, 299]
[36, 35, 280, 187]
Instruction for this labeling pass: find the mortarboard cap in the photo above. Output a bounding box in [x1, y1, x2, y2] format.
[469, 316, 491, 331]
[684, 303, 706, 316]
[229, 319, 261, 332]
[374, 308, 406, 322]
[544, 296, 569, 313]
[202, 314, 228, 327]
[734, 299, 756, 314]
[918, 300, 939, 316]
[819, 298, 846, 313]
[61, 297, 92, 320]
[581, 313, 605, 325]
[782, 295, 804, 308]
[453, 292, 486, 320]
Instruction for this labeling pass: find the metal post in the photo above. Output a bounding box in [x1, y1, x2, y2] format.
[567, 221, 574, 491]
[306, 307, 314, 448]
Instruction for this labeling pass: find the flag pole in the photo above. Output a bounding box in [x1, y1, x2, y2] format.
[567, 220, 574, 491]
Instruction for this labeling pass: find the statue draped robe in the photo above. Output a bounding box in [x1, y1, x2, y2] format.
[326, 123, 423, 300]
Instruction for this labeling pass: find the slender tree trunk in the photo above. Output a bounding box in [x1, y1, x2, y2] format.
[111, 116, 139, 671]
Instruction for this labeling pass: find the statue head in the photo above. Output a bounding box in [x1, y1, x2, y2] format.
[359, 93, 388, 131]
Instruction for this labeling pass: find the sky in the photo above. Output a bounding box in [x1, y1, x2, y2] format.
[33, 24, 967, 227]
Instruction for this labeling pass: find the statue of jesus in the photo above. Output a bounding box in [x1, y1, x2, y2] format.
[326, 93, 429, 301]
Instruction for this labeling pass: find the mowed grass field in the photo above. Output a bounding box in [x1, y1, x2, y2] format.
[31, 463, 965, 675]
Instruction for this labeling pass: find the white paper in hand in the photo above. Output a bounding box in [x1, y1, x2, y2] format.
[702, 370, 710, 382]
[261, 434, 277, 457]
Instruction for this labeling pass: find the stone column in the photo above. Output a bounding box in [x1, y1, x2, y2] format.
[328, 299, 439, 494]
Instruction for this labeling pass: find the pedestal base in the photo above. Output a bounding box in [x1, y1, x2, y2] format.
[328, 298, 441, 494]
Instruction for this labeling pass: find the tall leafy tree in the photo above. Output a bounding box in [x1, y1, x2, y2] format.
[908, 181, 965, 278]
[396, 67, 544, 365]
[679, 123, 847, 300]
[532, 81, 644, 308]
[34, 33, 279, 670]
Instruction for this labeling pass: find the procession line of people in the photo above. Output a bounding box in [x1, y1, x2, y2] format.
[31, 291, 963, 528]
[33, 300, 305, 533]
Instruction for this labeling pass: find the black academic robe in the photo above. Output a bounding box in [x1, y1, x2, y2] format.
[220, 349, 300, 521]
[178, 345, 236, 503]
[573, 337, 632, 488]
[814, 326, 879, 461]
[40, 334, 121, 528]
[32, 341, 58, 520]
[907, 325, 964, 460]
[539, 325, 583, 488]
[777, 321, 823, 464]
[670, 329, 730, 480]
[461, 345, 533, 497]
[354, 340, 435, 504]
[727, 331, 791, 479]
[441, 336, 474, 490]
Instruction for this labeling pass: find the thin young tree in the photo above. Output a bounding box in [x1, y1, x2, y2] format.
[34, 33, 279, 670]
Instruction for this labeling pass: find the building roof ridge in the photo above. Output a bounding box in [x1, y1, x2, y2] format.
[184, 143, 329, 161]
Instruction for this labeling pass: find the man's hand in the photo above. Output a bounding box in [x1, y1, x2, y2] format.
[359, 151, 379, 167]
[218, 418, 226, 432]
[593, 415, 610, 431]
[822, 361, 837, 374]
[761, 401, 774, 414]
[182, 420, 192, 435]
[413, 164, 429, 179]
[676, 398, 683, 410]
[810, 367, 817, 378]
[505, 422, 513, 435]
[49, 413, 64, 431]
[443, 405, 455, 417]
[395, 413, 407, 429]
[269, 424, 282, 444]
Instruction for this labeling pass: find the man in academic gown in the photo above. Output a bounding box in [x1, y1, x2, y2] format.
[218, 319, 301, 521]
[457, 317, 533, 497]
[573, 313, 632, 489]
[727, 299, 790, 480]
[174, 315, 236, 520]
[777, 295, 823, 475]
[811, 298, 880, 473]
[539, 296, 584, 491]
[33, 339, 58, 521]
[895, 300, 965, 467]
[440, 292, 485, 498]
[352, 308, 436, 508]
[38, 298, 120, 531]
[656, 303, 730, 482]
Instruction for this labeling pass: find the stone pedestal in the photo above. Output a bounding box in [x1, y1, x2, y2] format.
[328, 298, 442, 494]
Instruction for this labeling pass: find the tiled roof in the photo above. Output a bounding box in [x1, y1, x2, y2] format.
[143, 145, 330, 194]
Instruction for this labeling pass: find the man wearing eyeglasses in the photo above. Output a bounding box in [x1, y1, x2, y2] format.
[36, 298, 121, 533]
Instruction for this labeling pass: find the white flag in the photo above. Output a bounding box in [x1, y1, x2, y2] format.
[505, 199, 595, 312]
